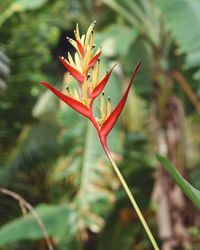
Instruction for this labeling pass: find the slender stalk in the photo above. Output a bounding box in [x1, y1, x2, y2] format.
[101, 141, 160, 250]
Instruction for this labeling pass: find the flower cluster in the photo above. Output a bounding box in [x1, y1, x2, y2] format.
[40, 22, 140, 148]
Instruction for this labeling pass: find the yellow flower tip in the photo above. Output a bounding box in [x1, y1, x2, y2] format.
[82, 46, 93, 73]
[91, 20, 96, 29]
[81, 34, 85, 44]
[66, 86, 74, 98]
[82, 77, 90, 104]
[74, 88, 81, 101]
[100, 92, 107, 119]
[95, 92, 113, 127]
[66, 86, 81, 102]
[74, 52, 82, 72]
[74, 23, 81, 42]
[90, 20, 96, 30]
[66, 37, 79, 52]
[84, 21, 97, 49]
[107, 96, 112, 118]
[67, 52, 76, 67]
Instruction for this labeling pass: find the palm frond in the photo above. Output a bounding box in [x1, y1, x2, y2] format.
[157, 0, 200, 79]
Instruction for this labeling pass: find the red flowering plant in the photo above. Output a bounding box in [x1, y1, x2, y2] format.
[40, 22, 159, 250]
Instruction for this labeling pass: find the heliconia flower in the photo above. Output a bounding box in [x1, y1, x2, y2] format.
[40, 22, 141, 151]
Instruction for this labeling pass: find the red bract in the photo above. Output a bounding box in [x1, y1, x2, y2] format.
[99, 61, 141, 141]
[76, 39, 85, 58]
[59, 56, 84, 83]
[87, 50, 102, 70]
[40, 82, 90, 118]
[90, 64, 116, 100]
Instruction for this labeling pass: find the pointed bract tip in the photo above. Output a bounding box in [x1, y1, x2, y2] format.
[59, 56, 64, 60]
[91, 20, 96, 27]
[131, 60, 142, 77]
[136, 60, 142, 69]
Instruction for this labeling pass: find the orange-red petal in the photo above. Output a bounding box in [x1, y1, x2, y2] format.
[59, 56, 84, 83]
[76, 39, 85, 58]
[40, 82, 90, 117]
[91, 64, 116, 100]
[87, 50, 102, 70]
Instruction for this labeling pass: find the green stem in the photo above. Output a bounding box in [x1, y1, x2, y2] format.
[102, 141, 159, 250]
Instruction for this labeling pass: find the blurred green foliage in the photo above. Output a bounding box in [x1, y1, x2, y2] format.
[1, 0, 200, 249]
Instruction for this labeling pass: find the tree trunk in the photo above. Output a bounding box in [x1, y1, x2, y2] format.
[151, 63, 198, 249]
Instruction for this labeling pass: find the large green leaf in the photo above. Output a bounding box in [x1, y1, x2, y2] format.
[156, 152, 200, 210]
[95, 24, 138, 58]
[76, 123, 114, 229]
[0, 203, 74, 246]
[157, 0, 200, 78]
[0, 123, 59, 185]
